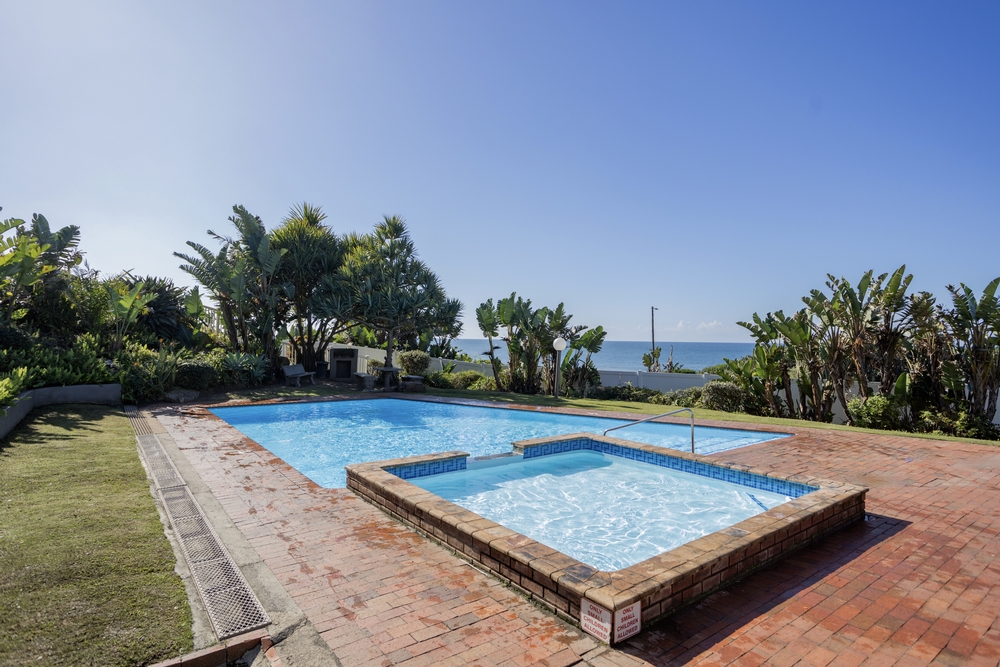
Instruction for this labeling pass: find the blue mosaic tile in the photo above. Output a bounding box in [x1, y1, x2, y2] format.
[522, 438, 817, 498]
[386, 457, 467, 480]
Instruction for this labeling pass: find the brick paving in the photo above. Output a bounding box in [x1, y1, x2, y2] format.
[154, 400, 1000, 666]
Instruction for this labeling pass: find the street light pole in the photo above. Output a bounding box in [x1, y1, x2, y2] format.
[651, 306, 658, 354]
[553, 337, 567, 398]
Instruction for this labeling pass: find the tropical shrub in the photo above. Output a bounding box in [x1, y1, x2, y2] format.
[590, 383, 662, 403]
[468, 375, 497, 391]
[0, 335, 112, 389]
[590, 384, 705, 409]
[175, 358, 219, 391]
[116, 342, 179, 404]
[915, 408, 1000, 440]
[220, 352, 268, 386]
[126, 275, 197, 344]
[0, 367, 28, 415]
[847, 395, 902, 431]
[701, 381, 752, 413]
[660, 387, 704, 408]
[423, 371, 454, 389]
[398, 350, 431, 376]
[731, 268, 1000, 438]
[451, 370, 487, 390]
[0, 325, 34, 351]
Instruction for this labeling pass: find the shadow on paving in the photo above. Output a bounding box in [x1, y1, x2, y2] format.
[618, 513, 909, 666]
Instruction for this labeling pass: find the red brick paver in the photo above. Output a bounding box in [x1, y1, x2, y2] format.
[155, 402, 1000, 666]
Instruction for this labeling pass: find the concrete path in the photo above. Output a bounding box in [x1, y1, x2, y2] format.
[153, 402, 1000, 666]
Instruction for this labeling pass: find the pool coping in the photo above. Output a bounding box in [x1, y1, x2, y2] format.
[202, 392, 799, 441]
[346, 432, 867, 645]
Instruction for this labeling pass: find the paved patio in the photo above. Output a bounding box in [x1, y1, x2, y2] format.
[152, 398, 1000, 666]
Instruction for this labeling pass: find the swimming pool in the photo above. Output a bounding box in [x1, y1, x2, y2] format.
[210, 398, 788, 487]
[412, 449, 792, 571]
[348, 433, 868, 644]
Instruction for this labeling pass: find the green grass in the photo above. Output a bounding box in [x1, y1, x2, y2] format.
[197, 380, 999, 447]
[0, 405, 193, 667]
[422, 387, 1000, 447]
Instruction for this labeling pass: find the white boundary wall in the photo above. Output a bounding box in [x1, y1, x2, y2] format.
[598, 370, 720, 394]
[322, 344, 494, 376]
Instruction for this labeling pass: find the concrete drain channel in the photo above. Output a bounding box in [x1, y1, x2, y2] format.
[126, 406, 270, 640]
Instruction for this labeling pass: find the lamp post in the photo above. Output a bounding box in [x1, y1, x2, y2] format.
[651, 306, 658, 354]
[553, 337, 567, 398]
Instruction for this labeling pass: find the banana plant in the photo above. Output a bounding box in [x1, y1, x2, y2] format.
[642, 346, 662, 372]
[561, 325, 606, 397]
[176, 205, 288, 364]
[804, 288, 854, 423]
[750, 344, 785, 418]
[826, 270, 878, 399]
[870, 266, 915, 395]
[944, 277, 1000, 422]
[0, 216, 56, 324]
[106, 280, 156, 353]
[476, 299, 506, 390]
[739, 312, 797, 418]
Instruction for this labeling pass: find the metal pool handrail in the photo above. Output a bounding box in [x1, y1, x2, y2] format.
[603, 408, 696, 453]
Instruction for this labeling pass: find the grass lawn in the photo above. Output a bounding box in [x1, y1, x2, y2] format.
[0, 405, 193, 667]
[200, 380, 1000, 447]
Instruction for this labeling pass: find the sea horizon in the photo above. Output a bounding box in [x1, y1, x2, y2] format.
[452, 339, 754, 373]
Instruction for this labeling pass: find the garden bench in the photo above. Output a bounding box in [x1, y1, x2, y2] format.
[354, 372, 376, 392]
[282, 363, 315, 387]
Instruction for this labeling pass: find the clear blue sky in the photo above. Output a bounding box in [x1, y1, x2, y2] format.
[2, 2, 997, 342]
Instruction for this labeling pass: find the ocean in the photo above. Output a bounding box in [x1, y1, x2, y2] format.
[452, 339, 754, 372]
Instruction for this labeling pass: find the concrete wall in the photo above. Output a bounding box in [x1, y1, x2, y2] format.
[320, 344, 494, 377]
[0, 383, 122, 440]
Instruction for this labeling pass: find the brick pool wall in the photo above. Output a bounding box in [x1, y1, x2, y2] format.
[347, 434, 867, 644]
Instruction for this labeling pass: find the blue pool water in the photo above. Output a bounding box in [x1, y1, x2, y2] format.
[412, 450, 790, 571]
[211, 398, 787, 488]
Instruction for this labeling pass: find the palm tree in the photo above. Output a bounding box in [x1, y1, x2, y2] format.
[271, 203, 350, 371]
[344, 216, 461, 388]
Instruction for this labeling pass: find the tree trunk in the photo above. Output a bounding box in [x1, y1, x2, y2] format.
[383, 328, 396, 390]
[781, 369, 795, 419]
[764, 380, 780, 418]
[485, 334, 506, 391]
[852, 346, 869, 399]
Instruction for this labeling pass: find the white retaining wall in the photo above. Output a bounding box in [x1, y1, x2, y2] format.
[0, 384, 123, 440]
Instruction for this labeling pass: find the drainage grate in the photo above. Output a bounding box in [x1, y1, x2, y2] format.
[202, 585, 271, 639]
[137, 435, 185, 489]
[191, 559, 246, 593]
[160, 487, 201, 519]
[129, 427, 270, 640]
[123, 405, 153, 435]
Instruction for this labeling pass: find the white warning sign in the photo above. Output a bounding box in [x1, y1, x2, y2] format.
[580, 599, 612, 643]
[613, 601, 642, 642]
